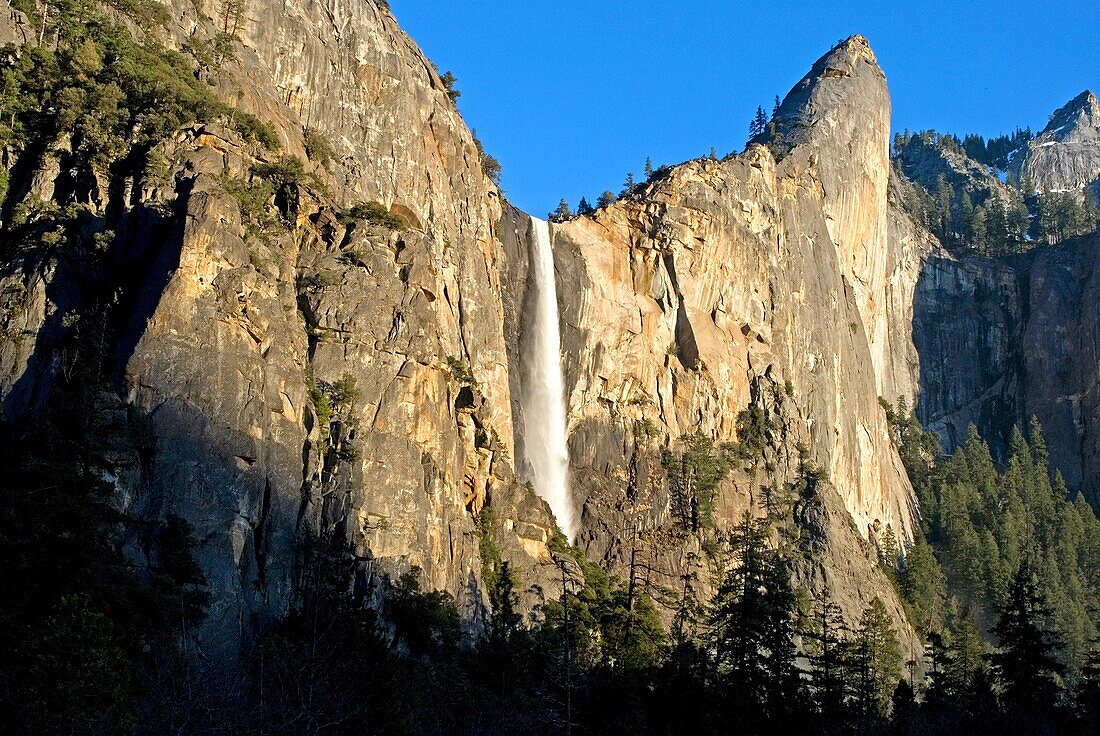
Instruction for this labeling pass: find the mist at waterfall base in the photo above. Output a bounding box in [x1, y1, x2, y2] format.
[519, 218, 578, 542]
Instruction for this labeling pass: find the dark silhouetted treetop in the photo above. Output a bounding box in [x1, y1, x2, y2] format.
[549, 198, 572, 222]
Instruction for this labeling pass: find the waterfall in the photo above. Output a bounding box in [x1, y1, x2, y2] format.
[520, 217, 578, 542]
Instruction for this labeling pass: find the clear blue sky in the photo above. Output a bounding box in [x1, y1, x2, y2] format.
[393, 1, 1100, 217]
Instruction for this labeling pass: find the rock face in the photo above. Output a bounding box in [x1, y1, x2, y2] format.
[551, 143, 922, 544]
[1010, 90, 1100, 200]
[0, 0, 563, 661]
[773, 36, 895, 394]
[534, 36, 927, 644]
[0, 7, 931, 657]
[913, 231, 1100, 508]
[911, 252, 1019, 451]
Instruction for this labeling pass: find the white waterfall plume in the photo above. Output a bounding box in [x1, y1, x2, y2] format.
[520, 217, 578, 542]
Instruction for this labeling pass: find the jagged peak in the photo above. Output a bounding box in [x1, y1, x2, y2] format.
[828, 34, 879, 67]
[1067, 89, 1098, 110]
[769, 33, 889, 155]
[777, 33, 886, 113]
[1040, 89, 1100, 138]
[803, 34, 883, 82]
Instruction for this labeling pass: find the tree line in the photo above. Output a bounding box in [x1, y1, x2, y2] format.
[893, 131, 1100, 255]
[882, 401, 1100, 734]
[5, 352, 1100, 733]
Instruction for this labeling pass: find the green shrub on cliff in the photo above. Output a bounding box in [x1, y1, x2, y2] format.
[472, 129, 502, 186]
[222, 173, 279, 239]
[0, 0, 290, 220]
[338, 200, 405, 230]
[230, 109, 280, 149]
[251, 155, 306, 187]
[304, 126, 336, 168]
[431, 62, 461, 103]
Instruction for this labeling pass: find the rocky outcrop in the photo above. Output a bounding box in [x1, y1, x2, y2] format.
[558, 38, 919, 545]
[532, 36, 927, 644]
[1009, 90, 1100, 201]
[0, 7, 929, 656]
[894, 133, 1020, 208]
[552, 141, 919, 546]
[773, 36, 897, 395]
[0, 1, 30, 46]
[0, 0, 565, 660]
[913, 230, 1100, 509]
[895, 90, 1100, 509]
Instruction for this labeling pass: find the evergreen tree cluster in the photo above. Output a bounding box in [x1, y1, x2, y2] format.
[699, 514, 906, 735]
[964, 129, 1034, 169]
[893, 130, 1100, 254]
[747, 96, 787, 156]
[0, 0, 249, 168]
[894, 128, 1033, 171]
[882, 403, 1100, 733]
[1028, 189, 1100, 245]
[240, 516, 916, 736]
[559, 157, 680, 222]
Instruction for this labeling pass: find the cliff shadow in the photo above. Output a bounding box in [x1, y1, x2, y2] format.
[911, 251, 1023, 459]
[2, 174, 191, 420]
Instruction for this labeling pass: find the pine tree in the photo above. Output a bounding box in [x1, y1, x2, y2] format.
[488, 561, 521, 644]
[880, 524, 900, 574]
[549, 198, 572, 222]
[772, 95, 781, 120]
[804, 590, 851, 731]
[644, 156, 655, 180]
[597, 190, 617, 209]
[933, 174, 956, 244]
[480, 560, 527, 698]
[1074, 644, 1100, 728]
[653, 579, 712, 736]
[710, 515, 771, 696]
[748, 106, 767, 141]
[620, 172, 636, 198]
[760, 553, 805, 729]
[900, 536, 943, 632]
[923, 631, 958, 709]
[890, 679, 916, 734]
[221, 0, 247, 35]
[577, 197, 594, 216]
[438, 69, 461, 102]
[990, 563, 1066, 717]
[709, 514, 803, 730]
[853, 597, 902, 719]
[1007, 199, 1031, 249]
[946, 611, 987, 697]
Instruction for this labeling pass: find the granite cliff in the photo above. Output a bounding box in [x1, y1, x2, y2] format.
[0, 0, 564, 662]
[1009, 90, 1100, 201]
[537, 37, 927, 641]
[913, 230, 1100, 509]
[7, 1, 1099, 671]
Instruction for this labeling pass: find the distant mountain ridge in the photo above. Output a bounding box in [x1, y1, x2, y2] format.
[1009, 89, 1100, 198]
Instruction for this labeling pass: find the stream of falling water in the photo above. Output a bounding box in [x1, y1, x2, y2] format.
[521, 217, 578, 542]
